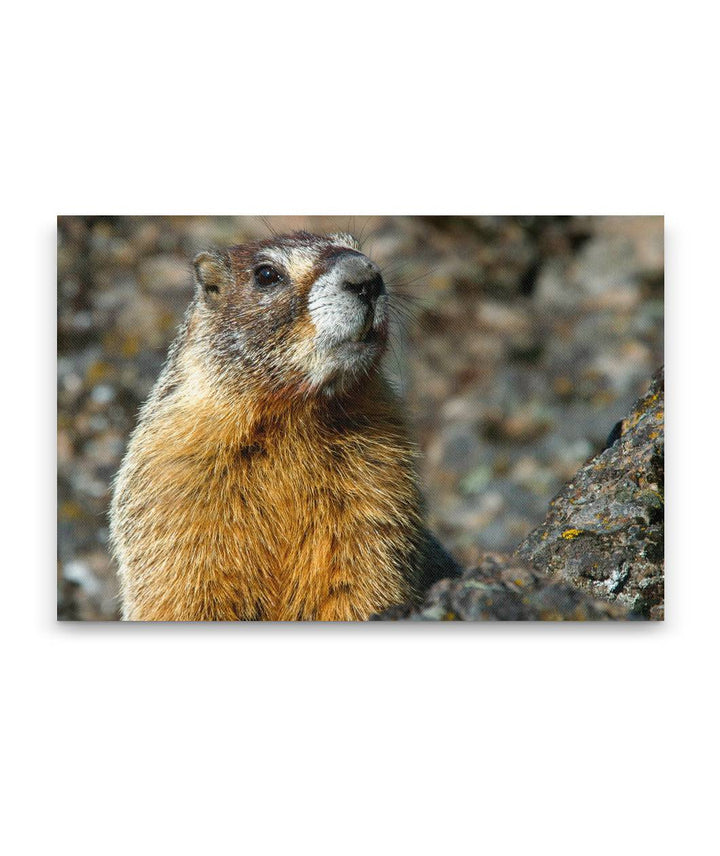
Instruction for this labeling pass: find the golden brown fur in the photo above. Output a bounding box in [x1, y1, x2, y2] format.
[110, 231, 455, 620]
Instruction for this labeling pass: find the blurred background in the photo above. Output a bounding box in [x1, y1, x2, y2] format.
[57, 215, 663, 620]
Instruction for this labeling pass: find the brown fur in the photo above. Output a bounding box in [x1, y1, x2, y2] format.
[110, 232, 453, 620]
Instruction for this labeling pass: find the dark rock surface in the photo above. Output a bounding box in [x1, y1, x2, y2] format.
[375, 368, 664, 621]
[373, 554, 629, 621]
[516, 367, 664, 619]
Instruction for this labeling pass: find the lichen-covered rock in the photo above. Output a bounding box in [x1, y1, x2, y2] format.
[516, 367, 664, 618]
[372, 554, 629, 621]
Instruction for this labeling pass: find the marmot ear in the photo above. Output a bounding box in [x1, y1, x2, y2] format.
[193, 251, 233, 301]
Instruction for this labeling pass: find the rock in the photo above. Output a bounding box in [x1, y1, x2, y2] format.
[426, 423, 483, 479]
[372, 554, 629, 621]
[375, 366, 664, 621]
[516, 367, 664, 618]
[138, 254, 192, 293]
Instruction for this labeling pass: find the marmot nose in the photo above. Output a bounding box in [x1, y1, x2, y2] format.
[343, 272, 385, 303]
[330, 252, 386, 304]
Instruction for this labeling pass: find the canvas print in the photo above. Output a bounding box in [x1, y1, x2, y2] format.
[57, 216, 664, 621]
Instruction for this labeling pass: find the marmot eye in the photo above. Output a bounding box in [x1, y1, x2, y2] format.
[254, 264, 283, 287]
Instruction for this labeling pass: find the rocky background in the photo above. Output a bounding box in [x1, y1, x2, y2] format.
[57, 216, 664, 620]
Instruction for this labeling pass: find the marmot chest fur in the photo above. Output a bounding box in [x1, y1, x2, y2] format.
[110, 231, 455, 620]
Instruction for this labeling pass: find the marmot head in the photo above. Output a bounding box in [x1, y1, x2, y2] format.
[190, 231, 389, 399]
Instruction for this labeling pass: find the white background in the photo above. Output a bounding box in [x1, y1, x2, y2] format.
[2, 1, 716, 854]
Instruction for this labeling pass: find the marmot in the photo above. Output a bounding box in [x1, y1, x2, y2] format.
[110, 231, 457, 620]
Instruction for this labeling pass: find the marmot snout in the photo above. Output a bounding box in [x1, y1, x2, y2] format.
[110, 231, 457, 620]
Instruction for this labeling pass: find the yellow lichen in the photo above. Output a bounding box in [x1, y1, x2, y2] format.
[561, 528, 582, 540]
